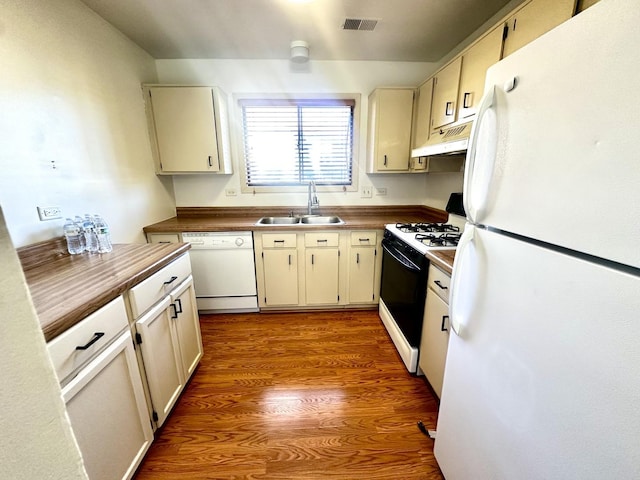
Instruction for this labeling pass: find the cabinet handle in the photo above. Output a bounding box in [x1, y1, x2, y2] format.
[316, 239, 327, 243]
[274, 239, 285, 244]
[463, 92, 472, 109]
[170, 303, 178, 319]
[164, 275, 178, 285]
[175, 298, 183, 314]
[445, 101, 454, 116]
[208, 155, 213, 167]
[75, 332, 105, 350]
[441, 315, 449, 332]
[383, 154, 388, 166]
[158, 241, 171, 244]
[434, 280, 448, 290]
[356, 253, 360, 264]
[358, 238, 370, 242]
[288, 254, 292, 265]
[311, 254, 315, 265]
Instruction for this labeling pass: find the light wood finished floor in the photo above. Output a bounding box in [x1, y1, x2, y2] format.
[134, 310, 444, 480]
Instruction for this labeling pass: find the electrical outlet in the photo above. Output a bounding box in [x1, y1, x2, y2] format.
[361, 186, 373, 198]
[225, 188, 238, 196]
[376, 187, 387, 196]
[37, 206, 62, 221]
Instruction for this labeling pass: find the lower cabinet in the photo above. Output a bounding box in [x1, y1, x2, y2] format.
[419, 264, 452, 398]
[49, 296, 153, 480]
[348, 231, 379, 303]
[254, 230, 382, 309]
[132, 275, 203, 428]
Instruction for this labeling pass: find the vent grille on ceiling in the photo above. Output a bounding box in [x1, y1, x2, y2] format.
[342, 18, 378, 31]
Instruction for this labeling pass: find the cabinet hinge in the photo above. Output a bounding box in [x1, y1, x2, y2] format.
[135, 332, 143, 344]
[152, 411, 159, 422]
[502, 23, 509, 40]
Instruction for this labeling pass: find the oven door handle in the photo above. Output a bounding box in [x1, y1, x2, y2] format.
[382, 242, 422, 273]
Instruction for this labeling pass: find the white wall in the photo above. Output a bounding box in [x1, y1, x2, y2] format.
[0, 208, 88, 479]
[156, 58, 463, 208]
[0, 0, 176, 247]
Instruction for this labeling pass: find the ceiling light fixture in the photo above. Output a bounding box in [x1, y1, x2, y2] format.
[290, 40, 309, 63]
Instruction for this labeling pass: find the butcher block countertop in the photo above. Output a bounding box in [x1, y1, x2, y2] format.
[18, 238, 190, 342]
[425, 250, 456, 275]
[143, 205, 448, 233]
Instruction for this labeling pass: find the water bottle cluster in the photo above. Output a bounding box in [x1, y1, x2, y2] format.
[63, 214, 112, 255]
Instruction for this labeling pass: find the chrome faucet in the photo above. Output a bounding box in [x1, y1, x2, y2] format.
[307, 180, 319, 215]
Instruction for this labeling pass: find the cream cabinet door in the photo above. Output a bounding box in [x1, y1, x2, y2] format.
[135, 296, 184, 427]
[457, 25, 505, 120]
[431, 57, 462, 130]
[62, 331, 153, 480]
[412, 78, 434, 149]
[367, 88, 414, 172]
[149, 86, 220, 173]
[262, 249, 299, 306]
[419, 289, 450, 399]
[305, 248, 340, 305]
[170, 277, 203, 382]
[348, 246, 376, 303]
[503, 0, 576, 57]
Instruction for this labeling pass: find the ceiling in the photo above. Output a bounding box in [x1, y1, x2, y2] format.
[79, 0, 520, 62]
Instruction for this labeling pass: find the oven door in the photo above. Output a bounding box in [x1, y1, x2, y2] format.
[380, 239, 428, 347]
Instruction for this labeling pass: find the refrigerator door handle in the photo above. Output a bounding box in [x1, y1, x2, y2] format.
[464, 85, 496, 224]
[449, 226, 475, 336]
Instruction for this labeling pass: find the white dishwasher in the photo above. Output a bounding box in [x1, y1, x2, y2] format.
[182, 232, 258, 312]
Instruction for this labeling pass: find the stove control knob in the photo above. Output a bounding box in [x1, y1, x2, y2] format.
[235, 237, 245, 247]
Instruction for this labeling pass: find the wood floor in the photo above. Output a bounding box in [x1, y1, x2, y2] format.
[134, 310, 444, 480]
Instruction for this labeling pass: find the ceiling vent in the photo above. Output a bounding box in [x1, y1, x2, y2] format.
[342, 18, 378, 31]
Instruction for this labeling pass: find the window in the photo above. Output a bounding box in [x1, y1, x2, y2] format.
[240, 98, 355, 188]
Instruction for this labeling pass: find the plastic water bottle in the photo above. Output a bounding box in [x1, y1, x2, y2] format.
[83, 214, 99, 253]
[94, 214, 113, 253]
[63, 218, 84, 254]
[74, 215, 86, 251]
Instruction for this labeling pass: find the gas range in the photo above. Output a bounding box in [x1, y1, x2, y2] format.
[384, 215, 466, 255]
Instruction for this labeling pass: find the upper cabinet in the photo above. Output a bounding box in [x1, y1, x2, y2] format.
[456, 25, 505, 121]
[430, 57, 462, 131]
[366, 88, 415, 173]
[502, 0, 577, 58]
[144, 86, 233, 175]
[412, 78, 434, 150]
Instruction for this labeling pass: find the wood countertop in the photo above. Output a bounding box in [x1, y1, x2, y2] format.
[425, 250, 456, 275]
[143, 205, 449, 233]
[18, 238, 190, 342]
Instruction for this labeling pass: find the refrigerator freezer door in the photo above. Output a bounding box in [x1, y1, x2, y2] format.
[465, 0, 640, 269]
[437, 225, 640, 479]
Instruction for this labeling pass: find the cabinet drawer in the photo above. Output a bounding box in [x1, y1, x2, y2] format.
[261, 233, 297, 248]
[304, 232, 339, 247]
[428, 264, 451, 303]
[350, 231, 377, 246]
[47, 295, 129, 385]
[147, 233, 181, 244]
[128, 253, 192, 318]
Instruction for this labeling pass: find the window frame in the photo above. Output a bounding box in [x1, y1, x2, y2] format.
[234, 93, 360, 194]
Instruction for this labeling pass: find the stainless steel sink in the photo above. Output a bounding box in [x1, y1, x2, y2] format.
[299, 215, 344, 225]
[255, 215, 344, 226]
[255, 216, 300, 225]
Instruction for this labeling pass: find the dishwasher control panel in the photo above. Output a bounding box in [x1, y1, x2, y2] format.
[182, 232, 254, 249]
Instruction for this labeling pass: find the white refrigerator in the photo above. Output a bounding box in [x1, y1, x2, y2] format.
[434, 0, 640, 478]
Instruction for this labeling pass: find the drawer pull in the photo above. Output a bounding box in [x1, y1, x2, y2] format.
[441, 315, 449, 332]
[434, 280, 448, 290]
[75, 332, 105, 350]
[163, 276, 178, 285]
[274, 240, 285, 244]
[316, 239, 328, 243]
[359, 238, 370, 242]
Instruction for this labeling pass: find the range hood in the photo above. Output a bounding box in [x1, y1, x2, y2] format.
[411, 121, 473, 158]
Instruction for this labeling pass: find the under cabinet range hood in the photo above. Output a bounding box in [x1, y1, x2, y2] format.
[411, 121, 473, 157]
